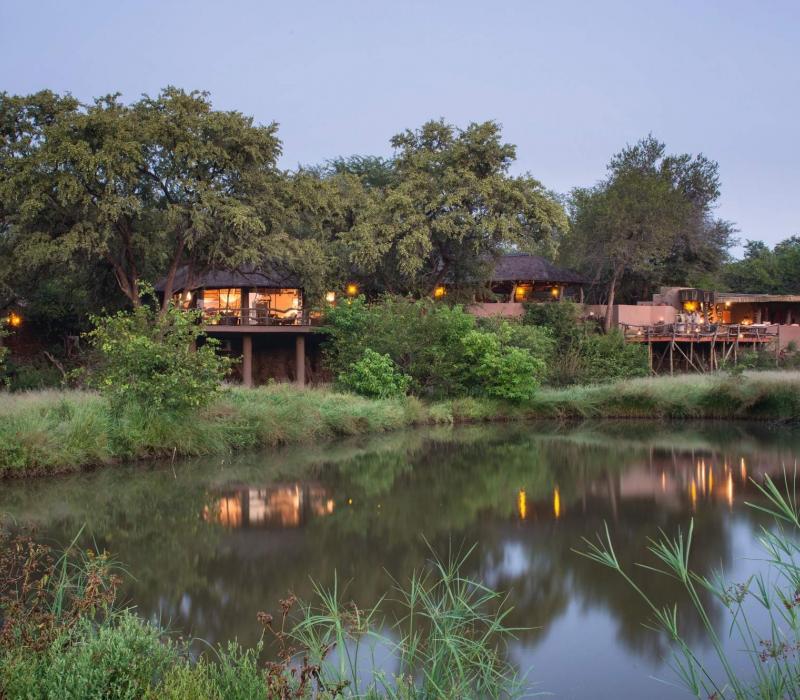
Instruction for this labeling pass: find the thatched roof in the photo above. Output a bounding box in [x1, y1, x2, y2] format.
[155, 265, 301, 292]
[490, 254, 587, 284]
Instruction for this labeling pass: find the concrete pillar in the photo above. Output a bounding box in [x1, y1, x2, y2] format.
[295, 334, 306, 386]
[242, 335, 253, 388]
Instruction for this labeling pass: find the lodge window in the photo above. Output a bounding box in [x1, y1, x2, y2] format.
[249, 288, 302, 323]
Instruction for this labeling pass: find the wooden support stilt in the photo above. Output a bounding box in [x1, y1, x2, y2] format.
[295, 335, 306, 386]
[242, 335, 253, 388]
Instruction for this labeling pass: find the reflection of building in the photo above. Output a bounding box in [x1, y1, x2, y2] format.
[203, 482, 335, 529]
[516, 448, 779, 523]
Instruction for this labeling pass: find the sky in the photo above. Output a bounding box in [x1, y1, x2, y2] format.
[2, 0, 798, 254]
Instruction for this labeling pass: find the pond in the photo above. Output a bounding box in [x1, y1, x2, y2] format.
[1, 421, 796, 698]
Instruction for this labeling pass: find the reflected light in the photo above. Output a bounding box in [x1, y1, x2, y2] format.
[518, 489, 527, 520]
[661, 471, 666, 492]
[690, 479, 697, 510]
[708, 468, 713, 493]
[740, 457, 747, 483]
[727, 473, 734, 508]
[553, 487, 561, 519]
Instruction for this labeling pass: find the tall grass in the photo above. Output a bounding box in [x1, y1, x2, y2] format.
[0, 531, 522, 699]
[578, 472, 800, 699]
[3, 371, 800, 478]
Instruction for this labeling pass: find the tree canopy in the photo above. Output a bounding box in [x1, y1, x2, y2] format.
[563, 135, 734, 328]
[0, 87, 284, 309]
[342, 120, 568, 296]
[722, 236, 800, 294]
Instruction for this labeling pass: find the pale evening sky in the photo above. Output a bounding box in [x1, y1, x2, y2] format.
[2, 0, 798, 255]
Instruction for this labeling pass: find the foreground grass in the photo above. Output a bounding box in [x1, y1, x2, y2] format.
[3, 371, 800, 478]
[1, 532, 520, 700]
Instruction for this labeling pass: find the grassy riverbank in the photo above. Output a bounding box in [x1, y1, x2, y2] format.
[2, 371, 800, 478]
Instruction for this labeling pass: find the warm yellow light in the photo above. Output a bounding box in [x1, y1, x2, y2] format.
[7, 312, 21, 328]
[740, 457, 747, 483]
[690, 479, 697, 509]
[434, 285, 446, 299]
[346, 283, 358, 297]
[553, 487, 561, 519]
[724, 301, 731, 308]
[325, 291, 336, 303]
[185, 290, 192, 301]
[727, 473, 734, 508]
[518, 489, 527, 520]
[661, 471, 666, 491]
[683, 301, 698, 312]
[550, 286, 560, 298]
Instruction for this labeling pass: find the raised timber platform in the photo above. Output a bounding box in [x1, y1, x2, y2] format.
[620, 322, 777, 374]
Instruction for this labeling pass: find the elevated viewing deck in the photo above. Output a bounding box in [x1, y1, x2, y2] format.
[621, 322, 777, 344]
[200, 308, 322, 334]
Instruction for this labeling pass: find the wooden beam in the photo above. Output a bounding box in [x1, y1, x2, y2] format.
[295, 334, 306, 386]
[242, 334, 253, 388]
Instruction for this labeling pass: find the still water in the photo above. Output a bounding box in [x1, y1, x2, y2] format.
[1, 422, 797, 697]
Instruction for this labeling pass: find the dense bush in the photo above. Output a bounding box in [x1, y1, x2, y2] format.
[523, 301, 649, 385]
[0, 530, 520, 699]
[87, 293, 231, 416]
[324, 296, 548, 400]
[338, 348, 411, 398]
[462, 329, 544, 402]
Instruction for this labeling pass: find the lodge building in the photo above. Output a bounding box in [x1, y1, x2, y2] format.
[154, 254, 586, 387]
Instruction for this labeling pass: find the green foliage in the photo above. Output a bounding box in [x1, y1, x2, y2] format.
[338, 348, 411, 399]
[522, 302, 648, 385]
[323, 296, 478, 397]
[578, 331, 650, 384]
[342, 119, 567, 295]
[523, 301, 584, 344]
[564, 135, 733, 319]
[87, 293, 230, 416]
[324, 297, 547, 400]
[0, 88, 284, 308]
[462, 329, 544, 402]
[1, 529, 521, 699]
[4, 613, 177, 699]
[723, 236, 800, 294]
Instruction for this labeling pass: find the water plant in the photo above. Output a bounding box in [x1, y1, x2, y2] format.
[578, 472, 800, 698]
[0, 530, 522, 699]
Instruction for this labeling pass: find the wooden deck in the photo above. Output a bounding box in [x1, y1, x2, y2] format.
[620, 323, 777, 373]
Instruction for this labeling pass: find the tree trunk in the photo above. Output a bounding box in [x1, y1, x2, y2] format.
[604, 267, 621, 333]
[158, 237, 187, 314]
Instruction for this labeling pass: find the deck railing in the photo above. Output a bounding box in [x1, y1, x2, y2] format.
[620, 322, 778, 342]
[200, 306, 316, 327]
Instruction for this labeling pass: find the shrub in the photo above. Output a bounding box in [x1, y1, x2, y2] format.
[87, 290, 231, 416]
[338, 348, 411, 398]
[523, 302, 649, 385]
[325, 297, 556, 399]
[462, 329, 543, 402]
[324, 295, 477, 397]
[578, 330, 650, 384]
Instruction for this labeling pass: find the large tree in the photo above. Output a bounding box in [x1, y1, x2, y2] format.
[722, 236, 800, 294]
[341, 120, 567, 296]
[0, 87, 283, 310]
[565, 135, 732, 330]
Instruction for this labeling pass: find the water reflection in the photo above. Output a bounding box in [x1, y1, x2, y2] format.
[203, 483, 335, 529]
[1, 422, 798, 698]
